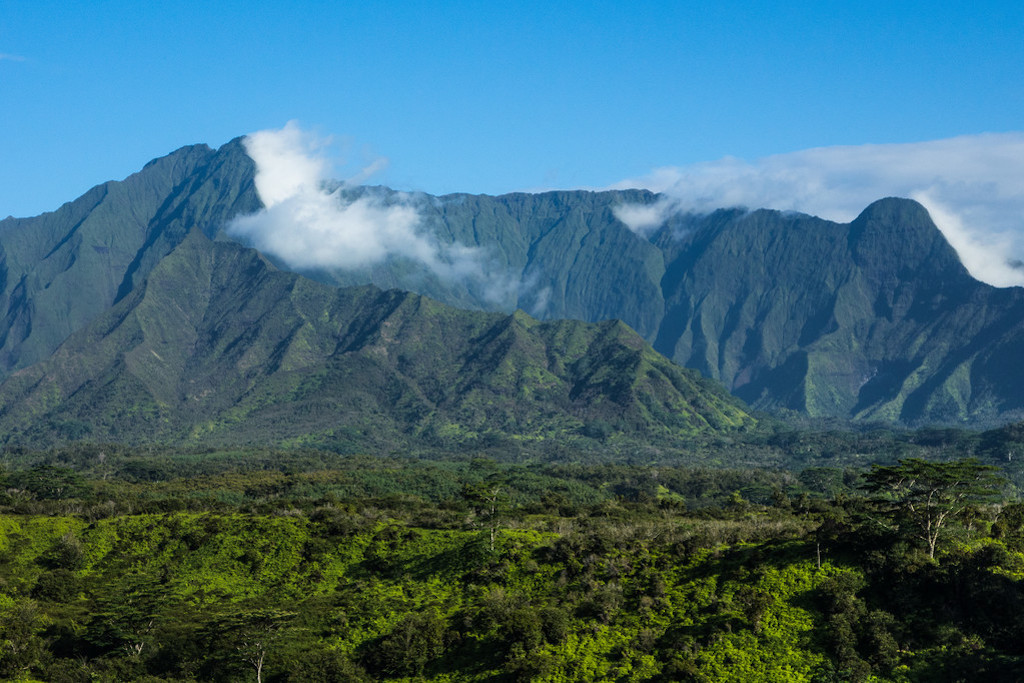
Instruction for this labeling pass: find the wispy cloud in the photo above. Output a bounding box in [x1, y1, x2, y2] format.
[0, 53, 26, 62]
[611, 133, 1024, 287]
[228, 122, 519, 304]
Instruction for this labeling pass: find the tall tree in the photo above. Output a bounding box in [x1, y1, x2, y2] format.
[203, 608, 296, 683]
[863, 458, 1003, 558]
[462, 477, 509, 551]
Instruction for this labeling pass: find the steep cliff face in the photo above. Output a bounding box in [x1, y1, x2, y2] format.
[648, 198, 1024, 424]
[0, 140, 259, 374]
[327, 189, 1024, 425]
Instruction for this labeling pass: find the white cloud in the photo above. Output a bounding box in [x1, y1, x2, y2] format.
[228, 122, 506, 294]
[0, 53, 25, 62]
[611, 200, 676, 237]
[610, 133, 1024, 287]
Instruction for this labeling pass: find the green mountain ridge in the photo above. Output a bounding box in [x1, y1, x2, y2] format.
[3, 139, 1024, 429]
[651, 199, 1024, 425]
[0, 232, 751, 448]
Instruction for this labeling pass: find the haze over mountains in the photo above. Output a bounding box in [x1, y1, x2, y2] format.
[1, 135, 1022, 447]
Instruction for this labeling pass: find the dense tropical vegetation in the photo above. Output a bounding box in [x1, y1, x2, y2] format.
[2, 437, 1024, 682]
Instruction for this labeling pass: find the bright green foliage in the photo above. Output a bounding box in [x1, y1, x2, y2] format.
[0, 510, 836, 681]
[0, 456, 840, 682]
[2, 448, 1024, 680]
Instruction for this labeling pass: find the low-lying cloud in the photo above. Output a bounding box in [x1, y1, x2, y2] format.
[228, 122, 509, 298]
[232, 125, 1024, 292]
[611, 133, 1024, 287]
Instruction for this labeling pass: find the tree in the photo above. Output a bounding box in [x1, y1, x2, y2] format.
[85, 586, 161, 660]
[363, 610, 447, 678]
[461, 478, 509, 551]
[11, 465, 89, 500]
[203, 608, 296, 683]
[0, 599, 47, 679]
[863, 458, 1003, 558]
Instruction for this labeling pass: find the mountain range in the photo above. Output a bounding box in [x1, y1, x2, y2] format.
[1, 138, 1022, 447]
[0, 141, 749, 448]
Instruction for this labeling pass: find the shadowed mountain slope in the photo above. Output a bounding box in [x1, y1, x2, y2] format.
[0, 140, 259, 373]
[311, 189, 1024, 426]
[649, 199, 1024, 424]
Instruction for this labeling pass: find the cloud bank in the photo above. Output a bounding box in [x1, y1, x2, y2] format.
[611, 133, 1024, 287]
[232, 125, 1024, 292]
[228, 122, 507, 297]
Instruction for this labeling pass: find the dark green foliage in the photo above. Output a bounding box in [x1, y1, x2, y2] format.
[991, 501, 1024, 549]
[40, 532, 86, 569]
[814, 572, 897, 679]
[362, 610, 448, 677]
[286, 649, 370, 682]
[864, 458, 1004, 557]
[0, 599, 48, 678]
[31, 568, 79, 602]
[9, 465, 89, 501]
[198, 608, 297, 682]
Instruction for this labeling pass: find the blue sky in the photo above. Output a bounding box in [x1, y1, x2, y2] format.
[2, 0, 1023, 283]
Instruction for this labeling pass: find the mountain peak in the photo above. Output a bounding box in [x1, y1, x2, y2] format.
[855, 196, 931, 220]
[139, 143, 214, 172]
[847, 197, 969, 281]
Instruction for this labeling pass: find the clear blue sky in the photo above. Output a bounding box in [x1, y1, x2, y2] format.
[2, 0, 1022, 218]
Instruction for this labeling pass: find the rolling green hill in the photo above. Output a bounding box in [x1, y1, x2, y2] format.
[0, 232, 751, 448]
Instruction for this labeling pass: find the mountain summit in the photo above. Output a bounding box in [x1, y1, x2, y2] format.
[649, 198, 1024, 423]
